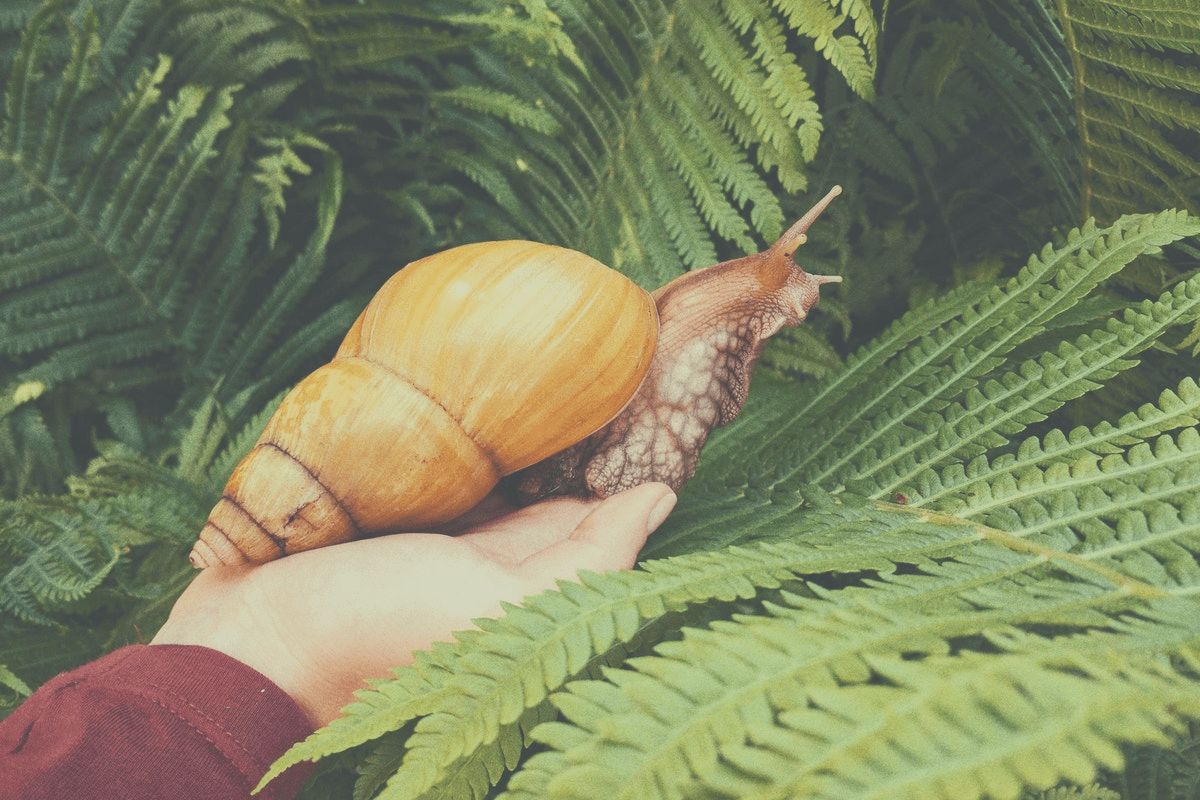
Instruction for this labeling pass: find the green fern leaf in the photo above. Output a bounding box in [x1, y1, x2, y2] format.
[850, 265, 1200, 498]
[0, 442, 201, 626]
[364, 702, 555, 800]
[1118, 720, 1200, 800]
[759, 326, 844, 379]
[681, 211, 1199, 513]
[433, 85, 560, 137]
[776, 0, 876, 100]
[924, 425, 1200, 589]
[0, 26, 234, 385]
[509, 568, 1200, 800]
[0, 0, 40, 34]
[262, 509, 989, 795]
[912, 376, 1200, 510]
[0, 662, 31, 702]
[1060, 0, 1200, 220]
[413, 0, 879, 282]
[0, 0, 351, 497]
[252, 132, 325, 249]
[0, 497, 123, 626]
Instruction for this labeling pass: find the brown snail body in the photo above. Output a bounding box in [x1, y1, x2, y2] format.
[189, 187, 843, 568]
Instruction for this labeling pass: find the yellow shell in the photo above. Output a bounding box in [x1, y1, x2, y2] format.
[190, 241, 659, 567]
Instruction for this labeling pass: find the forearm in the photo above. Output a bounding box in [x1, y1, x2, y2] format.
[0, 644, 315, 800]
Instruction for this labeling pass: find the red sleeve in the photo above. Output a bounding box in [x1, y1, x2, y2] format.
[0, 644, 316, 800]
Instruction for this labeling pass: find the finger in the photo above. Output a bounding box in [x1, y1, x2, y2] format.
[518, 482, 676, 585]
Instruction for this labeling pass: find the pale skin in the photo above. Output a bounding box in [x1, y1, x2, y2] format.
[152, 482, 677, 728]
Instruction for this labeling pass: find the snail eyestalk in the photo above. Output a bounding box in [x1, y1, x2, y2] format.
[776, 185, 842, 258]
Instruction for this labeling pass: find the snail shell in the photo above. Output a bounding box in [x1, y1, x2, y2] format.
[190, 241, 658, 567]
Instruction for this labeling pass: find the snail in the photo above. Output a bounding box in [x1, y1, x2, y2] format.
[189, 186, 843, 567]
[513, 186, 844, 502]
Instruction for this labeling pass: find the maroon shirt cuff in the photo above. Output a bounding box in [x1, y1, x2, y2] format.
[0, 644, 316, 799]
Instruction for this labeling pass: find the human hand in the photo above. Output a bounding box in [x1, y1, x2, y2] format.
[150, 483, 676, 727]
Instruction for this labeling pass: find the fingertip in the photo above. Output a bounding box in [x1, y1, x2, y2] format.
[643, 484, 678, 535]
[569, 482, 676, 541]
[518, 483, 677, 585]
[565, 482, 676, 569]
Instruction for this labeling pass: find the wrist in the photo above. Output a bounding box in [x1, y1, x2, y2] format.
[151, 567, 337, 728]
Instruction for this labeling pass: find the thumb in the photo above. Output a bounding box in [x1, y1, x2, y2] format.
[518, 482, 676, 585]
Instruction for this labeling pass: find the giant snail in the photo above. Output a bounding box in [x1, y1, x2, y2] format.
[189, 186, 844, 567]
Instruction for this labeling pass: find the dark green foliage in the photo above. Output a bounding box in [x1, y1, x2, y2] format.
[2, 1, 1200, 799]
[1059, 0, 1200, 222]
[0, 0, 349, 497]
[1117, 721, 1200, 800]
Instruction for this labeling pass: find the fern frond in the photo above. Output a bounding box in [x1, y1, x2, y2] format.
[0, 0, 355, 496]
[819, 5, 1079, 287]
[524, 598, 1200, 800]
[0, 0, 40, 35]
[165, 2, 311, 115]
[425, 0, 879, 284]
[767, 212, 1197, 493]
[0, 31, 234, 385]
[261, 510, 989, 796]
[912, 376, 1200, 510]
[726, 0, 824, 160]
[760, 325, 843, 379]
[252, 131, 325, 248]
[433, 85, 560, 137]
[917, 425, 1200, 589]
[0, 440, 208, 687]
[1118, 720, 1200, 800]
[658, 66, 786, 238]
[849, 266, 1200, 498]
[498, 512, 1200, 800]
[776, 0, 875, 100]
[1060, 0, 1200, 220]
[0, 497, 123, 625]
[0, 662, 31, 702]
[201, 146, 343, 410]
[0, 439, 201, 623]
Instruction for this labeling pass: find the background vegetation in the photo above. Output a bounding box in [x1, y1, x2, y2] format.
[2, 0, 1200, 798]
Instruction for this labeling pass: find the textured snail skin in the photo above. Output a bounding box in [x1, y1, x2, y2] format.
[189, 242, 658, 568]
[514, 186, 843, 501]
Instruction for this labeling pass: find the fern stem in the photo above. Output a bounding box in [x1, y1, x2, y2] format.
[1056, 0, 1093, 221]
